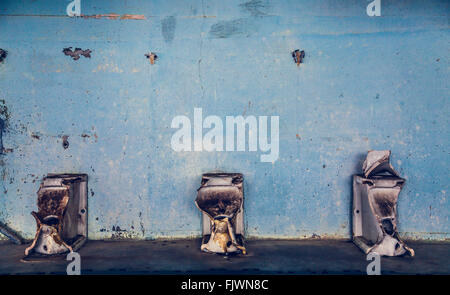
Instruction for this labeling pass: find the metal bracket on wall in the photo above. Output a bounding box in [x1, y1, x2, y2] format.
[292, 49, 305, 66]
[145, 52, 158, 65]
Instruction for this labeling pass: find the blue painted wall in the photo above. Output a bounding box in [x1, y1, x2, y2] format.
[0, 0, 448, 240]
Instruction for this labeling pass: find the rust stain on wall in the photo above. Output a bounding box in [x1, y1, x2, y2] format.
[81, 14, 145, 20]
[0, 100, 10, 154]
[61, 135, 69, 149]
[120, 14, 145, 20]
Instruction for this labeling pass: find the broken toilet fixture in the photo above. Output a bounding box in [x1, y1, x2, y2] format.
[195, 173, 246, 255]
[145, 52, 158, 65]
[291, 49, 305, 66]
[25, 174, 88, 257]
[352, 150, 414, 257]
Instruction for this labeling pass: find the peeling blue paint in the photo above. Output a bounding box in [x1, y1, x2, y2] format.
[0, 0, 448, 241]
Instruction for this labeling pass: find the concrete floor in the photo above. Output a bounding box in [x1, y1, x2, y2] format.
[0, 239, 448, 275]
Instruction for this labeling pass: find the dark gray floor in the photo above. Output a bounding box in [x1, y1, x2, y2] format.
[0, 239, 448, 275]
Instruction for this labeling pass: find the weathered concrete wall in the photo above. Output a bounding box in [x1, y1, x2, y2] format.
[0, 0, 448, 240]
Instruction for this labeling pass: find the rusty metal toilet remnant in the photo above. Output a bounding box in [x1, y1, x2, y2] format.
[352, 150, 414, 257]
[195, 173, 246, 255]
[24, 174, 88, 257]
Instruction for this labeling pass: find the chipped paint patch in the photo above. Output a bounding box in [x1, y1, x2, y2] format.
[63, 47, 92, 60]
[209, 18, 255, 39]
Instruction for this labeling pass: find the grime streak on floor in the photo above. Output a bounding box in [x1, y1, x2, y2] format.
[0, 239, 449, 275]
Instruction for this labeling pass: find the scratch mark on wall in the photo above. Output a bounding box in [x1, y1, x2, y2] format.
[209, 18, 254, 38]
[61, 135, 69, 149]
[84, 13, 120, 19]
[0, 100, 10, 154]
[239, 0, 271, 17]
[0, 118, 4, 153]
[81, 14, 145, 20]
[31, 132, 40, 140]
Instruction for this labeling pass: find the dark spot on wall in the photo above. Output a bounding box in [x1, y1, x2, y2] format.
[112, 225, 125, 232]
[62, 135, 69, 149]
[0, 100, 11, 154]
[0, 49, 7, 63]
[139, 211, 145, 236]
[0, 118, 4, 153]
[375, 93, 380, 99]
[31, 133, 40, 140]
[81, 133, 90, 138]
[90, 189, 95, 197]
[239, 0, 271, 17]
[323, 164, 326, 168]
[62, 47, 92, 60]
[0, 100, 10, 124]
[209, 18, 254, 39]
[161, 16, 176, 43]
